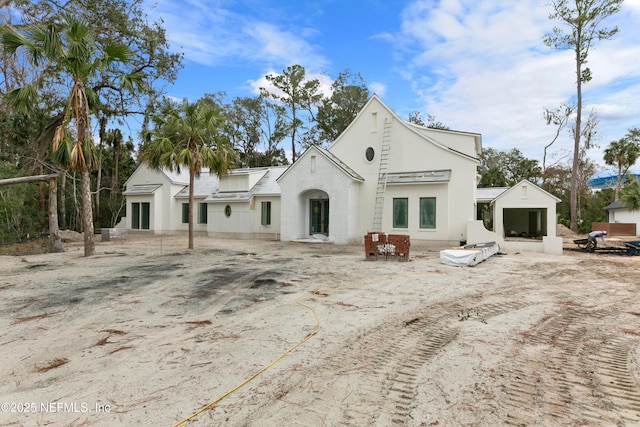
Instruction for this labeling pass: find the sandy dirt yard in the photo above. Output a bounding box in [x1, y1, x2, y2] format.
[1, 233, 640, 427]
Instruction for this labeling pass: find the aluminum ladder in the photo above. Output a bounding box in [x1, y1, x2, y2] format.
[372, 118, 392, 231]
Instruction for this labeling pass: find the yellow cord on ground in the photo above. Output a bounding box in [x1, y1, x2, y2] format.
[171, 271, 425, 426]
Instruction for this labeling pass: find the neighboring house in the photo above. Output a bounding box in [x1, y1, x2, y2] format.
[604, 200, 640, 233]
[469, 180, 563, 254]
[121, 95, 562, 253]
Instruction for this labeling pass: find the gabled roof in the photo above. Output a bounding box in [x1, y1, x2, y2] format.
[123, 163, 191, 187]
[175, 168, 220, 198]
[494, 180, 561, 203]
[204, 166, 287, 202]
[328, 94, 481, 162]
[276, 145, 364, 183]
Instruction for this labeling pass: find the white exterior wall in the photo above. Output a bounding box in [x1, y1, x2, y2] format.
[472, 181, 562, 254]
[383, 183, 452, 242]
[609, 209, 640, 232]
[279, 149, 361, 244]
[124, 167, 185, 233]
[205, 196, 281, 239]
[209, 202, 252, 234]
[494, 182, 558, 238]
[253, 196, 281, 238]
[174, 198, 208, 233]
[327, 96, 478, 244]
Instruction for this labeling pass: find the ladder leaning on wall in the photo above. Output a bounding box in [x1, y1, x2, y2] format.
[372, 117, 393, 231]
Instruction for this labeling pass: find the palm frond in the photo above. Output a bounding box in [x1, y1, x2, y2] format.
[4, 85, 39, 114]
[52, 125, 66, 152]
[81, 136, 98, 168]
[120, 73, 145, 93]
[70, 140, 87, 171]
[0, 25, 30, 55]
[621, 177, 640, 211]
[103, 43, 132, 63]
[51, 136, 73, 167]
[84, 86, 101, 112]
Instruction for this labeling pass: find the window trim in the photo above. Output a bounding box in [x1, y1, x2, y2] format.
[181, 203, 189, 224]
[419, 197, 436, 229]
[261, 201, 271, 226]
[198, 202, 208, 224]
[131, 202, 150, 230]
[392, 198, 409, 229]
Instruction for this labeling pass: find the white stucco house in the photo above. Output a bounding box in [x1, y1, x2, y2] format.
[121, 95, 562, 253]
[604, 200, 640, 232]
[122, 165, 286, 240]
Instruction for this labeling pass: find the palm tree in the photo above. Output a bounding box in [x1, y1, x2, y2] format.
[1, 14, 137, 256]
[141, 97, 236, 249]
[603, 134, 640, 200]
[620, 176, 640, 211]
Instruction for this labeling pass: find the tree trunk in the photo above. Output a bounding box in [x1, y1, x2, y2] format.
[48, 176, 63, 252]
[188, 167, 194, 250]
[111, 133, 120, 201]
[60, 172, 67, 229]
[39, 164, 45, 231]
[615, 164, 623, 200]
[570, 43, 582, 233]
[95, 116, 107, 223]
[80, 167, 95, 256]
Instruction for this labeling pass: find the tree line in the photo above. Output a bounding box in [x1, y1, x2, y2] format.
[1, 0, 638, 253]
[0, 1, 376, 252]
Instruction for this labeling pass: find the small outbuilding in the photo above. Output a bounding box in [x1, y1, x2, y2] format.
[468, 180, 563, 254]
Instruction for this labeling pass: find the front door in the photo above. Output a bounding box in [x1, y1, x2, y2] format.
[310, 199, 329, 235]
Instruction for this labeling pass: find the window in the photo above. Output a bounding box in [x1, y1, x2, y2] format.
[181, 203, 189, 224]
[261, 201, 271, 226]
[225, 205, 232, 217]
[419, 197, 436, 229]
[131, 202, 150, 230]
[393, 198, 408, 228]
[365, 147, 375, 162]
[198, 203, 207, 224]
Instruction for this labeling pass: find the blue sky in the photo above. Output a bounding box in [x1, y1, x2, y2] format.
[141, 0, 640, 175]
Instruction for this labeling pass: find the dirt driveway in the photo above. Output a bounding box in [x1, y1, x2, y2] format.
[1, 234, 640, 426]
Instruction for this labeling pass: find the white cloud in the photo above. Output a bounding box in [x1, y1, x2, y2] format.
[369, 82, 387, 97]
[143, 0, 329, 69]
[390, 0, 640, 168]
[247, 69, 333, 98]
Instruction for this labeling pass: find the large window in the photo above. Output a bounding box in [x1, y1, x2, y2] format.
[181, 203, 189, 224]
[419, 197, 436, 229]
[131, 202, 150, 230]
[198, 203, 207, 224]
[261, 201, 271, 226]
[393, 198, 408, 228]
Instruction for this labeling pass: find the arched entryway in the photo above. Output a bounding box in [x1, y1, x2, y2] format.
[302, 189, 330, 236]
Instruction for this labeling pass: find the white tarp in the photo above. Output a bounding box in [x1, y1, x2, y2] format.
[440, 242, 500, 267]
